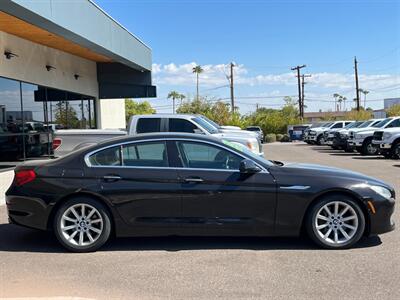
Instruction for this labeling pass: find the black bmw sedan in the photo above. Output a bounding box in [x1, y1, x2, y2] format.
[6, 133, 395, 252]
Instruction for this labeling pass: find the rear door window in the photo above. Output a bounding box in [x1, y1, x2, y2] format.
[122, 142, 168, 167]
[136, 118, 161, 133]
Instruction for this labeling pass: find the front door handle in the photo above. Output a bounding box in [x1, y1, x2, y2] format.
[184, 177, 204, 183]
[102, 175, 121, 182]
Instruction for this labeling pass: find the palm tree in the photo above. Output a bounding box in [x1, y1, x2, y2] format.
[333, 93, 340, 111]
[167, 91, 180, 113]
[337, 96, 343, 111]
[359, 89, 369, 109]
[178, 94, 186, 108]
[192, 65, 204, 100]
[342, 96, 347, 111]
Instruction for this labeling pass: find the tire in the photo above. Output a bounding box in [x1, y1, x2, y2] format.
[306, 195, 365, 249]
[361, 137, 378, 156]
[54, 197, 112, 252]
[392, 140, 400, 159]
[316, 135, 324, 145]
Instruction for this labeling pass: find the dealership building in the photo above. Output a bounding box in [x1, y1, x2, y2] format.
[0, 0, 155, 163]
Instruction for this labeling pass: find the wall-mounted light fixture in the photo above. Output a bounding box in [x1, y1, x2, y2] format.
[46, 65, 56, 71]
[74, 74, 80, 80]
[4, 51, 18, 59]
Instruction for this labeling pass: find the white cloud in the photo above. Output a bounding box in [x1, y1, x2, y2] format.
[152, 62, 400, 93]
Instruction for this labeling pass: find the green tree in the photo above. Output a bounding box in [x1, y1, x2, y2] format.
[125, 99, 155, 122]
[54, 101, 79, 129]
[345, 108, 373, 120]
[192, 65, 204, 100]
[387, 104, 400, 117]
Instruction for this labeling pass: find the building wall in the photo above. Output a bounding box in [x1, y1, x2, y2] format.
[97, 99, 126, 129]
[0, 31, 98, 97]
[384, 98, 400, 109]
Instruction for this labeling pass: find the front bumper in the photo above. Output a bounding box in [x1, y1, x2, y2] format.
[379, 143, 392, 149]
[368, 196, 395, 235]
[347, 138, 363, 147]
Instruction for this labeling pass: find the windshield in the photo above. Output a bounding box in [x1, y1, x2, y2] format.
[222, 140, 274, 167]
[345, 121, 362, 129]
[358, 120, 373, 128]
[199, 116, 221, 129]
[246, 127, 260, 131]
[374, 118, 393, 128]
[323, 122, 333, 127]
[192, 117, 219, 134]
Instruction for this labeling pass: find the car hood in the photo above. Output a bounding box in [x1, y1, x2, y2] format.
[219, 129, 259, 137]
[375, 127, 400, 133]
[310, 127, 326, 132]
[349, 127, 378, 133]
[275, 162, 388, 186]
[212, 132, 257, 142]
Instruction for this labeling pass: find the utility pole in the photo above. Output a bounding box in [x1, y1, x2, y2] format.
[291, 65, 306, 118]
[354, 57, 360, 111]
[256, 103, 259, 111]
[229, 62, 235, 114]
[301, 74, 311, 118]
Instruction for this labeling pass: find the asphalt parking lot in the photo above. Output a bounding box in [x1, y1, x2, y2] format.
[0, 142, 399, 300]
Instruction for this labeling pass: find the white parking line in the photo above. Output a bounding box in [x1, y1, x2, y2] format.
[0, 170, 14, 205]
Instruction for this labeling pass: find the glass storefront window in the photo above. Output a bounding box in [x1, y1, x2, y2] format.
[0, 76, 96, 165]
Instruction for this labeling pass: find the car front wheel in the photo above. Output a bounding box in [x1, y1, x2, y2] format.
[54, 197, 112, 252]
[306, 195, 365, 249]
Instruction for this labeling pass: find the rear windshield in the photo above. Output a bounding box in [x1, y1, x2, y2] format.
[246, 127, 261, 131]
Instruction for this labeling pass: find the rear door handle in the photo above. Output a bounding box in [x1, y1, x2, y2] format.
[184, 177, 204, 183]
[102, 175, 121, 182]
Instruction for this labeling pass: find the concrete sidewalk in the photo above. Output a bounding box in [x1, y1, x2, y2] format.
[0, 170, 13, 205]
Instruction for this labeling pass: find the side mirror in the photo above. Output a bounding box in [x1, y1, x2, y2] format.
[239, 159, 261, 174]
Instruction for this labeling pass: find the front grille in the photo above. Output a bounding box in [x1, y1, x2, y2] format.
[373, 131, 384, 141]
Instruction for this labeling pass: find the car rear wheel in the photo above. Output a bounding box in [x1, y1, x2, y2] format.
[306, 195, 365, 249]
[54, 197, 111, 252]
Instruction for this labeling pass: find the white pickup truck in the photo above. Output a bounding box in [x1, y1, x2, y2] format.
[372, 126, 400, 159]
[53, 114, 263, 157]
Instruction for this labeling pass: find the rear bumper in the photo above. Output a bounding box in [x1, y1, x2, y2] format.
[6, 194, 52, 231]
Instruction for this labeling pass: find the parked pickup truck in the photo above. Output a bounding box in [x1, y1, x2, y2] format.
[347, 117, 400, 155]
[305, 121, 351, 145]
[372, 127, 400, 159]
[53, 114, 263, 157]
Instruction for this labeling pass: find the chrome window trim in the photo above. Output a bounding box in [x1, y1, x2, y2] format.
[84, 138, 268, 173]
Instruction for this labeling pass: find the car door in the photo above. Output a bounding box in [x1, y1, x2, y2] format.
[85, 140, 182, 234]
[171, 140, 277, 235]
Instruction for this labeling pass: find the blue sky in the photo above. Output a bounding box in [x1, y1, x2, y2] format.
[95, 0, 400, 114]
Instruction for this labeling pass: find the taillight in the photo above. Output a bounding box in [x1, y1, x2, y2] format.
[52, 138, 62, 150]
[15, 170, 36, 186]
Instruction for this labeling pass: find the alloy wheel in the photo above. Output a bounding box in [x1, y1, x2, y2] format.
[60, 203, 104, 247]
[314, 201, 359, 245]
[366, 142, 377, 155]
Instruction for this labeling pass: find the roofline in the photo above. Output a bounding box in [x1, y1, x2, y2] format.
[88, 0, 151, 51]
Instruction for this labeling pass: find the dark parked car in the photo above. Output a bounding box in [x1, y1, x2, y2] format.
[6, 133, 395, 252]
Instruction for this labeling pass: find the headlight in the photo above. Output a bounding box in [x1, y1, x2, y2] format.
[246, 140, 259, 153]
[310, 131, 316, 135]
[370, 185, 393, 200]
[355, 133, 366, 139]
[383, 133, 392, 139]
